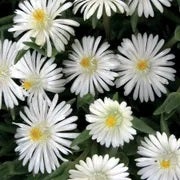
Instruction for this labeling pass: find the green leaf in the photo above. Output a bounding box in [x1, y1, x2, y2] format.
[0, 24, 12, 31]
[71, 130, 91, 147]
[15, 49, 28, 62]
[122, 140, 138, 156]
[10, 109, 15, 121]
[117, 152, 129, 166]
[0, 123, 16, 134]
[112, 92, 119, 101]
[23, 41, 46, 56]
[154, 92, 180, 115]
[91, 14, 98, 29]
[77, 94, 94, 110]
[89, 141, 98, 156]
[175, 26, 180, 41]
[43, 161, 74, 180]
[132, 117, 156, 134]
[130, 11, 138, 33]
[0, 160, 27, 179]
[160, 114, 170, 135]
[0, 15, 13, 25]
[108, 147, 119, 157]
[66, 98, 76, 105]
[0, 141, 15, 157]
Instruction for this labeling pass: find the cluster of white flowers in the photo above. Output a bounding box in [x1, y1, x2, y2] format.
[0, 0, 178, 179]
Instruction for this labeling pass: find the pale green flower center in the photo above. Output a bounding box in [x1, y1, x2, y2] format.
[90, 172, 108, 180]
[80, 56, 97, 74]
[32, 8, 50, 30]
[0, 65, 10, 82]
[105, 109, 122, 128]
[29, 124, 51, 142]
[136, 59, 149, 72]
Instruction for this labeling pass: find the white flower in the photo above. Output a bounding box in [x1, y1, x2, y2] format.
[63, 36, 118, 97]
[69, 154, 131, 180]
[115, 33, 176, 102]
[9, 0, 79, 57]
[136, 132, 180, 180]
[14, 94, 79, 174]
[127, 0, 172, 18]
[0, 39, 24, 109]
[73, 0, 128, 20]
[11, 50, 65, 104]
[86, 97, 136, 148]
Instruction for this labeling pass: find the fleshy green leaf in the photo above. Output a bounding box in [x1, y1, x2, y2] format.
[130, 11, 138, 33]
[122, 140, 138, 156]
[117, 152, 129, 166]
[112, 92, 119, 101]
[23, 41, 46, 56]
[132, 117, 156, 134]
[0, 123, 16, 134]
[15, 49, 28, 62]
[71, 130, 91, 147]
[160, 114, 170, 135]
[0, 160, 27, 179]
[174, 26, 180, 41]
[0, 142, 15, 157]
[77, 94, 94, 110]
[0, 15, 13, 25]
[92, 14, 98, 29]
[154, 92, 180, 115]
[43, 162, 74, 180]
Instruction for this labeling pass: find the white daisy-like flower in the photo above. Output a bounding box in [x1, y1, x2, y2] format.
[11, 50, 65, 104]
[9, 0, 79, 57]
[14, 94, 79, 174]
[86, 97, 136, 148]
[127, 0, 172, 18]
[115, 33, 176, 102]
[69, 154, 131, 180]
[73, 0, 128, 20]
[136, 132, 180, 180]
[0, 39, 24, 109]
[63, 36, 118, 97]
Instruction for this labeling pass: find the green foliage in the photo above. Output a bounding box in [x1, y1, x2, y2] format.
[0, 160, 27, 180]
[71, 130, 91, 147]
[77, 94, 94, 111]
[154, 92, 180, 116]
[132, 117, 156, 134]
[175, 26, 180, 41]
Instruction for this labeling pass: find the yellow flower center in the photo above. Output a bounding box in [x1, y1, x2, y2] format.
[32, 8, 50, 31]
[22, 80, 33, 90]
[80, 57, 91, 68]
[80, 56, 97, 73]
[22, 77, 42, 91]
[30, 127, 43, 141]
[105, 115, 117, 128]
[136, 59, 149, 71]
[160, 160, 171, 169]
[33, 9, 46, 23]
[29, 124, 51, 142]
